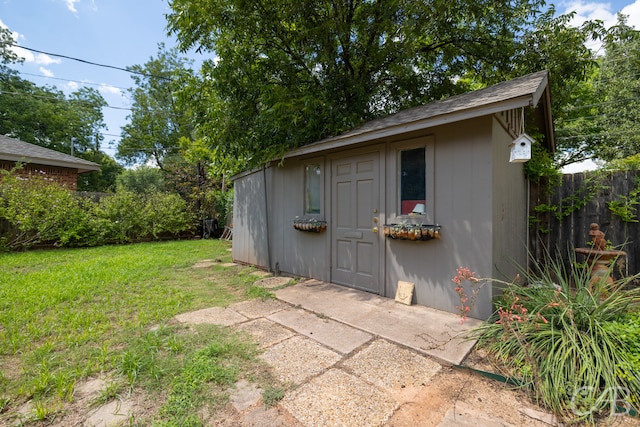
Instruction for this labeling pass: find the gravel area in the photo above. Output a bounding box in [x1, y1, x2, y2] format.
[236, 318, 295, 348]
[343, 339, 441, 392]
[230, 298, 289, 319]
[281, 368, 397, 427]
[173, 306, 247, 326]
[259, 335, 342, 384]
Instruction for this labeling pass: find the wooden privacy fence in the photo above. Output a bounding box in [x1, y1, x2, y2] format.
[529, 170, 640, 281]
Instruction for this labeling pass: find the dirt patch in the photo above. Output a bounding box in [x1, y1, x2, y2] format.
[387, 366, 545, 426]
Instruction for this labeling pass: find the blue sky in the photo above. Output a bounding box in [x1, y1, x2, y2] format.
[1, 0, 639, 163]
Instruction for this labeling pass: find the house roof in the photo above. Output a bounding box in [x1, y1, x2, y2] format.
[0, 135, 101, 173]
[284, 70, 554, 160]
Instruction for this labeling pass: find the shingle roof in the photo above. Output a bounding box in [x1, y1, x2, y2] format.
[285, 70, 553, 159]
[0, 135, 101, 173]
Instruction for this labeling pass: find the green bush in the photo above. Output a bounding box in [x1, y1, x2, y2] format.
[209, 188, 234, 227]
[95, 191, 195, 243]
[0, 173, 95, 250]
[144, 192, 196, 238]
[116, 166, 166, 194]
[0, 169, 197, 250]
[94, 191, 149, 243]
[464, 253, 640, 424]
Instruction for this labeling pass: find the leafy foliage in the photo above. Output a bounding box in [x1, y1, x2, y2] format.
[0, 169, 94, 249]
[0, 68, 108, 156]
[77, 150, 124, 192]
[555, 16, 640, 166]
[166, 0, 599, 168]
[470, 253, 640, 423]
[116, 166, 167, 194]
[117, 44, 195, 169]
[0, 168, 195, 250]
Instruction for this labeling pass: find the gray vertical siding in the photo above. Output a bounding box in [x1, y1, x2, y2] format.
[384, 118, 495, 319]
[233, 158, 331, 280]
[491, 118, 528, 294]
[233, 115, 530, 320]
[232, 167, 270, 268]
[273, 157, 331, 280]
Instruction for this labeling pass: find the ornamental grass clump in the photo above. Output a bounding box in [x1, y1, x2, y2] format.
[456, 253, 640, 424]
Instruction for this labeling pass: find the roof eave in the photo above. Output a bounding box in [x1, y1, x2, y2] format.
[0, 155, 101, 173]
[284, 95, 536, 160]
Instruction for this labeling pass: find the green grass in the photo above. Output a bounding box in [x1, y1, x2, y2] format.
[0, 239, 278, 425]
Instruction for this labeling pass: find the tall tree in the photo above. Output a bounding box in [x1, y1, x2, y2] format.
[166, 0, 597, 168]
[0, 27, 21, 65]
[117, 44, 195, 169]
[0, 70, 107, 154]
[554, 15, 640, 166]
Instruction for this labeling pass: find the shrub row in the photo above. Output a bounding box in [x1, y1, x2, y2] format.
[0, 173, 196, 251]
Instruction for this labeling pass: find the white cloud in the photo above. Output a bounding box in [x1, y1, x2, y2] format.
[1, 18, 61, 65]
[560, 1, 640, 52]
[562, 1, 640, 28]
[65, 81, 80, 91]
[39, 67, 54, 78]
[14, 49, 61, 65]
[65, 0, 80, 13]
[561, 158, 601, 173]
[620, 0, 640, 28]
[98, 83, 122, 96]
[34, 52, 61, 66]
[562, 1, 617, 27]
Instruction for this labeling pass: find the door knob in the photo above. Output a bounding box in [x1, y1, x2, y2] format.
[372, 226, 379, 233]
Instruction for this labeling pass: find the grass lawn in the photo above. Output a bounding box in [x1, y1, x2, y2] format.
[0, 239, 279, 425]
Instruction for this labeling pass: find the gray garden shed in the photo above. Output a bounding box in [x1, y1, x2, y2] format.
[232, 71, 554, 319]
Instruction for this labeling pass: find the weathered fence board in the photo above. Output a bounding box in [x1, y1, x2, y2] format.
[530, 170, 640, 282]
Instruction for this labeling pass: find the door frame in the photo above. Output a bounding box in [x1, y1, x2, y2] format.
[328, 144, 386, 294]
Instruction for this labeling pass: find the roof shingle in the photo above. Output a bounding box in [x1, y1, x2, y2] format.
[0, 135, 101, 173]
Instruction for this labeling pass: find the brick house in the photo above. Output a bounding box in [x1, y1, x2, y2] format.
[0, 135, 100, 190]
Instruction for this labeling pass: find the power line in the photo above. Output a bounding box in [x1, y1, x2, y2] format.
[1, 42, 172, 81]
[18, 71, 131, 92]
[0, 90, 132, 111]
[556, 129, 640, 141]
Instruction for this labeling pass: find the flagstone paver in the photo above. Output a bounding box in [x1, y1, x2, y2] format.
[268, 308, 372, 354]
[259, 335, 341, 384]
[253, 276, 294, 289]
[230, 298, 289, 319]
[174, 307, 247, 326]
[342, 339, 441, 393]
[281, 368, 398, 427]
[236, 318, 295, 348]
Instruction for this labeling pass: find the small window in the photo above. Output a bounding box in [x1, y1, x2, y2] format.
[399, 147, 426, 215]
[304, 164, 321, 214]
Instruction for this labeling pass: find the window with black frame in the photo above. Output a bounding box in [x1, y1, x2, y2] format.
[399, 147, 426, 215]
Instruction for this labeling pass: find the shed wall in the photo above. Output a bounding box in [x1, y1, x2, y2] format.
[491, 118, 528, 292]
[232, 168, 269, 267]
[384, 117, 495, 319]
[270, 157, 331, 280]
[232, 116, 530, 319]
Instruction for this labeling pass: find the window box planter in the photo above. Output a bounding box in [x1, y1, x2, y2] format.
[293, 218, 327, 233]
[383, 223, 441, 241]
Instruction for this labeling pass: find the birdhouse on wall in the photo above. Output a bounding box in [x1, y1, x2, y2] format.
[509, 133, 534, 163]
